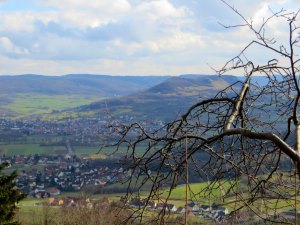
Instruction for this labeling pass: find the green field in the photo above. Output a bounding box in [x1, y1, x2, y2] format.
[16, 199, 58, 225]
[22, 135, 64, 144]
[15, 178, 300, 225]
[0, 145, 116, 156]
[162, 181, 231, 201]
[74, 145, 148, 155]
[2, 94, 103, 117]
[74, 146, 101, 155]
[0, 143, 148, 157]
[0, 144, 67, 156]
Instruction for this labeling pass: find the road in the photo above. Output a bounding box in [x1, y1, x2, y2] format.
[65, 139, 75, 156]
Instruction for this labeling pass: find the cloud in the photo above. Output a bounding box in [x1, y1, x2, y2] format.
[0, 0, 297, 75]
[145, 31, 204, 54]
[0, 37, 29, 57]
[41, 0, 131, 28]
[44, 0, 131, 13]
[134, 0, 189, 21]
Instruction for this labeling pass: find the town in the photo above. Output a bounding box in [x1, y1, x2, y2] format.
[1, 152, 231, 223]
[0, 116, 165, 145]
[0, 153, 129, 197]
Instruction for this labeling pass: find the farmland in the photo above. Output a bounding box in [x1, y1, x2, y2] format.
[16, 177, 300, 225]
[1, 94, 102, 118]
[0, 144, 67, 156]
[0, 142, 147, 157]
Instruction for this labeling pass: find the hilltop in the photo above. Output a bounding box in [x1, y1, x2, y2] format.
[0, 74, 244, 120]
[0, 74, 169, 96]
[76, 75, 240, 121]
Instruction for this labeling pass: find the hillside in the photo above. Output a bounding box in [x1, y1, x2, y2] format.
[0, 74, 169, 96]
[0, 74, 242, 120]
[0, 74, 169, 118]
[76, 75, 240, 121]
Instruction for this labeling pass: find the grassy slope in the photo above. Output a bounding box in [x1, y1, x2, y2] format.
[79, 75, 240, 121]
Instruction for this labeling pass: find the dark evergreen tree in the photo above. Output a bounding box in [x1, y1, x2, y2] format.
[0, 162, 26, 225]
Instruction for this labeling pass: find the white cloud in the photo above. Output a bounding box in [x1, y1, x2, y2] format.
[44, 0, 131, 13]
[135, 0, 189, 21]
[145, 31, 204, 53]
[0, 0, 297, 75]
[0, 37, 29, 56]
[42, 0, 131, 28]
[0, 13, 37, 32]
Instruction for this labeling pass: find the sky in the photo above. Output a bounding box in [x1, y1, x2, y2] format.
[0, 0, 298, 76]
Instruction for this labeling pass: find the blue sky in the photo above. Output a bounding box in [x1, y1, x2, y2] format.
[0, 0, 297, 75]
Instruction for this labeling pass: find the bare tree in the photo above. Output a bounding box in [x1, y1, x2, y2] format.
[109, 2, 300, 224]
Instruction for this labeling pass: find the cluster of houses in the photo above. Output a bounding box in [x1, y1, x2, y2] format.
[0, 117, 165, 145]
[32, 194, 229, 223]
[1, 153, 129, 197]
[1, 117, 230, 223]
[0, 154, 77, 166]
[45, 196, 110, 209]
[126, 197, 229, 222]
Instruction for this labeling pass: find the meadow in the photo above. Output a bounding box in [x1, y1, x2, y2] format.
[1, 94, 102, 117]
[14, 175, 300, 225]
[0, 139, 148, 157]
[0, 144, 67, 156]
[16, 188, 214, 225]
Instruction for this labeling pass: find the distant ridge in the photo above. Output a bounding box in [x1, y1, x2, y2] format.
[0, 74, 170, 96]
[76, 75, 240, 121]
[0, 73, 251, 119]
[147, 75, 238, 95]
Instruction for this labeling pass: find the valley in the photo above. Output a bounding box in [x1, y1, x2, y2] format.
[0, 74, 290, 224]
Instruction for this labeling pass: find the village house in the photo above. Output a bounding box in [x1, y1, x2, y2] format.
[188, 202, 200, 212]
[200, 204, 212, 212]
[167, 204, 177, 212]
[48, 187, 61, 196]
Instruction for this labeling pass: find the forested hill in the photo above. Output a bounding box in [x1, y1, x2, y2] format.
[76, 75, 240, 121]
[0, 74, 169, 96]
[0, 74, 169, 118]
[0, 74, 243, 119]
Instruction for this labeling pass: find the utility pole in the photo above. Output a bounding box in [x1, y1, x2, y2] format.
[185, 136, 188, 225]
